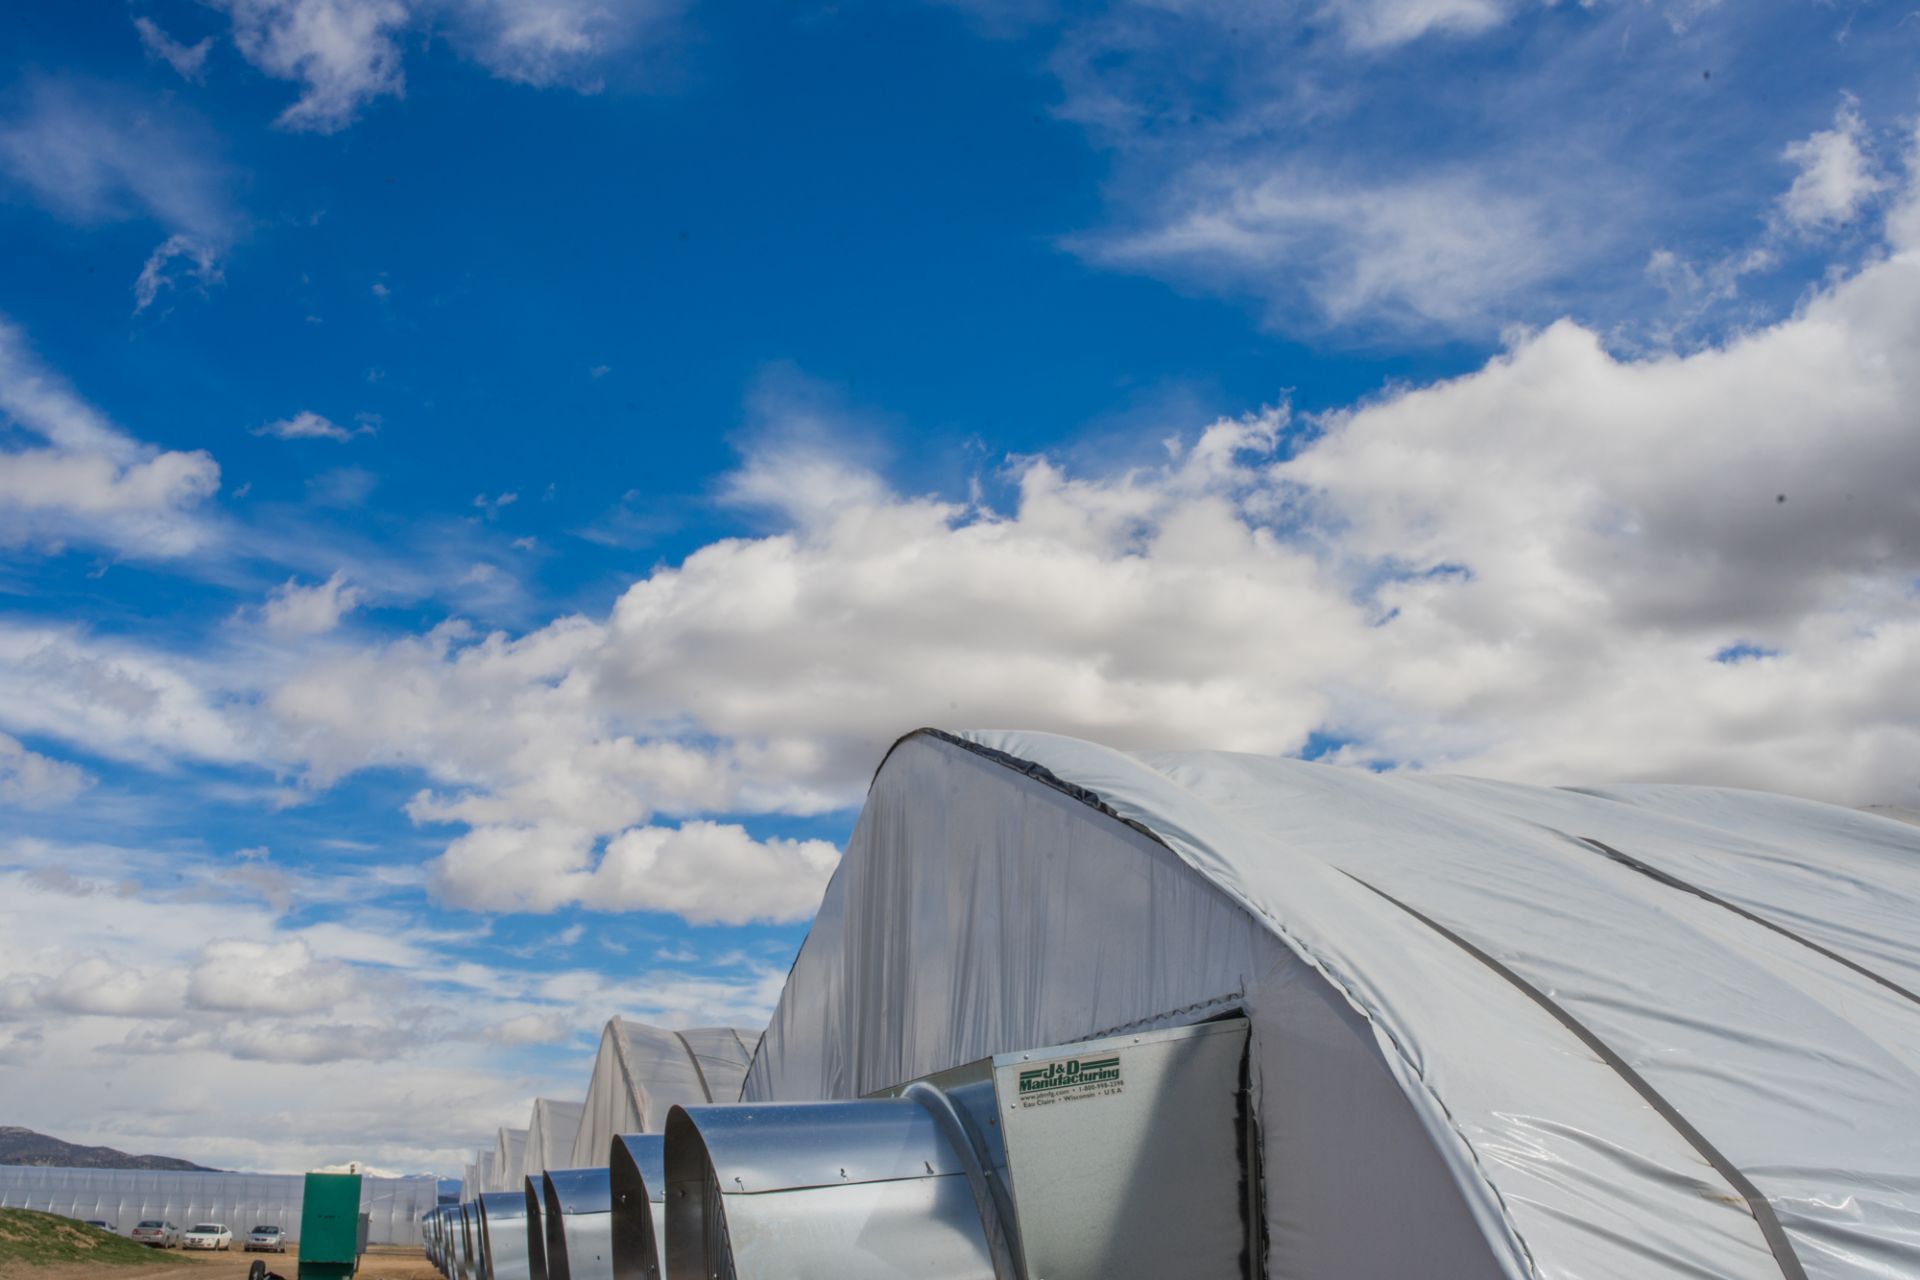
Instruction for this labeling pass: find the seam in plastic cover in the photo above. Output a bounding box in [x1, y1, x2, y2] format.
[1572, 835, 1920, 1008]
[1343, 870, 1809, 1280]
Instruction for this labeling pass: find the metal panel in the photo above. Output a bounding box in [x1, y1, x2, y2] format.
[609, 1135, 666, 1280]
[523, 1179, 548, 1280]
[479, 1192, 532, 1280]
[541, 1169, 613, 1280]
[664, 1100, 997, 1280]
[992, 1019, 1253, 1280]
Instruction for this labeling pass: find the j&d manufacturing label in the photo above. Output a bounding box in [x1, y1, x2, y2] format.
[1016, 1054, 1124, 1108]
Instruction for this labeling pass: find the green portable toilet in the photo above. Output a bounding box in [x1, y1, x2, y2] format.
[298, 1173, 366, 1280]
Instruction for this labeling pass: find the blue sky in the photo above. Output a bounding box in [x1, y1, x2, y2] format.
[1, 0, 1917, 1174]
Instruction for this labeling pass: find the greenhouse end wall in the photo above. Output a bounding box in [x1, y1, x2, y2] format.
[0, 1166, 439, 1246]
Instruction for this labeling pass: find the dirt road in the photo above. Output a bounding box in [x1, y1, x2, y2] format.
[0, 1244, 438, 1280]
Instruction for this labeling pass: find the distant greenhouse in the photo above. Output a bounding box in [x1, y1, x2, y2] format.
[0, 1166, 439, 1246]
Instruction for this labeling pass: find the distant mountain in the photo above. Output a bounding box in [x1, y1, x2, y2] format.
[0, 1126, 213, 1171]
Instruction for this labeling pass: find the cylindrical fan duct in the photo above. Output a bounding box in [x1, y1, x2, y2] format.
[541, 1168, 614, 1280]
[609, 1134, 666, 1280]
[663, 1099, 1009, 1280]
[523, 1178, 549, 1280]
[479, 1192, 533, 1280]
[461, 1202, 484, 1280]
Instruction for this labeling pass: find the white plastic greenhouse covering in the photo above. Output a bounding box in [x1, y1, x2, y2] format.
[0, 1166, 438, 1245]
[461, 1151, 494, 1204]
[566, 1019, 760, 1166]
[491, 1129, 527, 1193]
[744, 729, 1920, 1280]
[521, 1099, 584, 1183]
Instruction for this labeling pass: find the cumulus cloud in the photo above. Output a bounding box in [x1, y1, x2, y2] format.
[262, 572, 367, 635]
[0, 734, 93, 808]
[243, 188, 1920, 866]
[430, 820, 841, 921]
[1779, 96, 1888, 232]
[188, 939, 361, 1014]
[0, 317, 222, 558]
[0, 863, 781, 1169]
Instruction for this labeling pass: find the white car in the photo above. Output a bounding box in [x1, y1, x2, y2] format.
[244, 1225, 288, 1253]
[182, 1224, 233, 1251]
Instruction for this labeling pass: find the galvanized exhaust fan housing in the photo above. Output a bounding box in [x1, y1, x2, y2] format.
[459, 1202, 483, 1280]
[540, 1168, 614, 1280]
[664, 1098, 1006, 1280]
[608, 1135, 667, 1280]
[522, 1178, 549, 1280]
[665, 1017, 1255, 1280]
[478, 1192, 533, 1280]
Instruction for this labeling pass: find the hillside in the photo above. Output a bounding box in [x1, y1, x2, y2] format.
[0, 1128, 210, 1173]
[0, 1208, 186, 1268]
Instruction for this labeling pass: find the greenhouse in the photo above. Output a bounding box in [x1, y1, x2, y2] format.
[565, 1019, 759, 1168]
[519, 1099, 584, 1184]
[0, 1165, 439, 1245]
[724, 728, 1920, 1280]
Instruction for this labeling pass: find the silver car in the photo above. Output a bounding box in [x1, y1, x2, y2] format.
[130, 1220, 180, 1248]
[244, 1225, 288, 1253]
[82, 1220, 116, 1234]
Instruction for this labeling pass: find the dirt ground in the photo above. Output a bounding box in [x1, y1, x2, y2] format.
[0, 1244, 438, 1280]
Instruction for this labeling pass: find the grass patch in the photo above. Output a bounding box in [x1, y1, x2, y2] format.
[0, 1208, 185, 1268]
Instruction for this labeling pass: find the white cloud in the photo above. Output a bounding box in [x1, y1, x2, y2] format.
[0, 624, 253, 769]
[262, 571, 367, 636]
[253, 410, 358, 441]
[482, 1011, 572, 1045]
[135, 234, 224, 313]
[0, 734, 93, 808]
[430, 820, 840, 922]
[1080, 166, 1555, 332]
[0, 79, 234, 302]
[204, 0, 684, 130]
[213, 0, 410, 133]
[1331, 0, 1509, 49]
[0, 79, 232, 241]
[0, 317, 222, 558]
[1780, 96, 1888, 231]
[188, 939, 361, 1014]
[241, 192, 1920, 858]
[437, 0, 685, 89]
[134, 17, 215, 82]
[0, 859, 780, 1170]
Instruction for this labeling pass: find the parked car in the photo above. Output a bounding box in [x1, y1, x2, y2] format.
[244, 1226, 287, 1253]
[130, 1221, 180, 1248]
[82, 1220, 116, 1233]
[182, 1224, 233, 1251]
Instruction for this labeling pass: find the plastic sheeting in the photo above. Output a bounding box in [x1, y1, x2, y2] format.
[566, 1020, 760, 1169]
[521, 1100, 584, 1184]
[744, 729, 1920, 1280]
[492, 1130, 528, 1194]
[0, 1166, 438, 1245]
